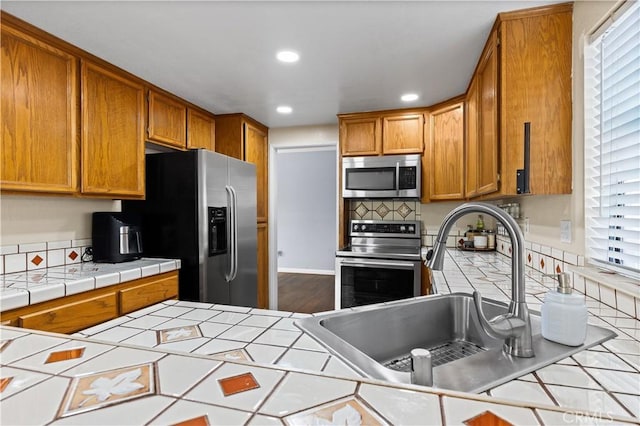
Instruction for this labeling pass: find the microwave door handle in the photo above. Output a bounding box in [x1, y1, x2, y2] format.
[395, 162, 400, 196]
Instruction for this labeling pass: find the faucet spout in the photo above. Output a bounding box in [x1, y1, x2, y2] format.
[427, 202, 534, 358]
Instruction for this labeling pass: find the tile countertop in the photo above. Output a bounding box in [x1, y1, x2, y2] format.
[1, 251, 639, 425]
[0, 258, 181, 311]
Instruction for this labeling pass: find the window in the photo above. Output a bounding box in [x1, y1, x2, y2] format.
[584, 0, 640, 278]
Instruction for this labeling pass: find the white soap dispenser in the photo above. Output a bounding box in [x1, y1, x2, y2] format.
[541, 272, 588, 346]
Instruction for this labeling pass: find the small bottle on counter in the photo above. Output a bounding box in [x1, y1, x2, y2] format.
[476, 214, 485, 231]
[541, 273, 588, 346]
[485, 230, 496, 249]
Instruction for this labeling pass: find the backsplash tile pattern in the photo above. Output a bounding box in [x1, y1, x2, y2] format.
[348, 200, 420, 221]
[1, 239, 92, 274]
[495, 234, 639, 321]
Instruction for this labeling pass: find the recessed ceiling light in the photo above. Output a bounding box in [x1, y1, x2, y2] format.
[277, 106, 293, 114]
[276, 50, 299, 63]
[401, 93, 419, 102]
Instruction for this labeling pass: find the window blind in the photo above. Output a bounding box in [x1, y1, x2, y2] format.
[585, 0, 640, 277]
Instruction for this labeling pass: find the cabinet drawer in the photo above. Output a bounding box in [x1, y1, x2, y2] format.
[119, 274, 178, 314]
[18, 293, 117, 334]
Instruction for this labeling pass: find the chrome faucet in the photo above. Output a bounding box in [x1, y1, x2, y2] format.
[426, 202, 534, 358]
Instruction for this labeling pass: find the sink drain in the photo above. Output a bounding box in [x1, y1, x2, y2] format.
[383, 341, 487, 372]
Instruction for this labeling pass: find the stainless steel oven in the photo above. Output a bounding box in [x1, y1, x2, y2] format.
[335, 220, 422, 308]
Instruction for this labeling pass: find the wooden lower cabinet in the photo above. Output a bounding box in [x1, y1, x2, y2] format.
[19, 293, 117, 334]
[0, 271, 178, 334]
[119, 273, 179, 314]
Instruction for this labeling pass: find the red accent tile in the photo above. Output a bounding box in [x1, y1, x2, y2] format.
[0, 377, 13, 393]
[556, 264, 562, 273]
[172, 415, 210, 426]
[218, 372, 259, 396]
[540, 258, 545, 269]
[31, 255, 44, 266]
[508, 247, 512, 254]
[464, 410, 513, 426]
[527, 253, 532, 263]
[45, 347, 85, 364]
[68, 251, 78, 260]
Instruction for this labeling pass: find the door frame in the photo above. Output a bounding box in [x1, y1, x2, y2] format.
[268, 142, 338, 310]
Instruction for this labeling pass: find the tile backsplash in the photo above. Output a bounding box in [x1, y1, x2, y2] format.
[0, 239, 91, 274]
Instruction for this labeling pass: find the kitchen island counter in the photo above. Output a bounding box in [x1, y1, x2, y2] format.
[1, 251, 638, 425]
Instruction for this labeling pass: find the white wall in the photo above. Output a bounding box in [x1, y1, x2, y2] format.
[0, 195, 120, 245]
[276, 149, 336, 273]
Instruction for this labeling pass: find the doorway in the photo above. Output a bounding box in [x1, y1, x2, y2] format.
[269, 144, 337, 313]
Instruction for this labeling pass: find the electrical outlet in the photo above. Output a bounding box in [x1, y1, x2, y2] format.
[560, 220, 572, 243]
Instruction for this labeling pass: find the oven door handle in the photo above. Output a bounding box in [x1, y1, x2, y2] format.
[338, 259, 417, 269]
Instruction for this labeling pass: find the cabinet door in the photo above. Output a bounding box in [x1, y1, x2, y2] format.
[429, 102, 465, 200]
[340, 117, 381, 156]
[148, 90, 187, 149]
[501, 11, 572, 195]
[257, 222, 269, 309]
[477, 30, 499, 196]
[244, 122, 269, 223]
[81, 61, 145, 197]
[382, 113, 424, 154]
[1, 25, 78, 193]
[465, 77, 479, 198]
[18, 293, 117, 334]
[119, 273, 178, 314]
[187, 108, 215, 151]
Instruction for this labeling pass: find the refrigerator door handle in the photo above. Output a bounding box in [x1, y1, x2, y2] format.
[230, 185, 239, 281]
[225, 185, 235, 282]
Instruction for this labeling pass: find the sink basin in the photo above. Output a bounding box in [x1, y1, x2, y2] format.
[295, 293, 616, 393]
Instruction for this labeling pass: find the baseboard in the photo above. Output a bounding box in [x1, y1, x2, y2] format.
[277, 267, 335, 276]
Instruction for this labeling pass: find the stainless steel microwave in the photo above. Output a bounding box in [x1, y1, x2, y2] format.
[342, 154, 421, 199]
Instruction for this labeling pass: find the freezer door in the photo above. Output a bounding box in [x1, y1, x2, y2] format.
[228, 156, 258, 307]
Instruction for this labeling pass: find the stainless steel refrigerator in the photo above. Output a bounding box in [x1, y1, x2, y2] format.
[123, 150, 257, 307]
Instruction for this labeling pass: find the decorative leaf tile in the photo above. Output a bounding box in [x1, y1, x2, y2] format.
[354, 203, 369, 219]
[212, 349, 251, 362]
[284, 397, 387, 426]
[157, 325, 202, 344]
[396, 202, 413, 218]
[57, 363, 155, 418]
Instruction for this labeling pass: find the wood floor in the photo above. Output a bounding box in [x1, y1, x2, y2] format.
[277, 272, 335, 314]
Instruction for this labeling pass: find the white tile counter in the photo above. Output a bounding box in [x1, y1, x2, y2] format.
[0, 250, 638, 425]
[0, 258, 181, 311]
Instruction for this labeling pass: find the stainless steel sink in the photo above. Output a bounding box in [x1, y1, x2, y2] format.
[295, 293, 617, 393]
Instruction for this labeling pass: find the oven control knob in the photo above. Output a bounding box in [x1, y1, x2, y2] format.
[361, 225, 367, 231]
[353, 224, 359, 231]
[408, 225, 415, 232]
[400, 225, 406, 232]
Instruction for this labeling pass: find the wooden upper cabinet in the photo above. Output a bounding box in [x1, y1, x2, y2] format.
[498, 6, 572, 195]
[187, 108, 215, 151]
[381, 113, 424, 154]
[1, 24, 78, 193]
[81, 60, 145, 198]
[340, 116, 381, 156]
[244, 122, 269, 223]
[476, 29, 500, 196]
[215, 114, 269, 223]
[148, 90, 187, 149]
[340, 113, 424, 156]
[429, 100, 465, 200]
[465, 77, 479, 198]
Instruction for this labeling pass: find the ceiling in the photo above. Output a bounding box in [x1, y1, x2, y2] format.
[2, 1, 564, 128]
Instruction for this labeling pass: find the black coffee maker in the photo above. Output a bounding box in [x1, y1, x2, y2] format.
[92, 212, 143, 263]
